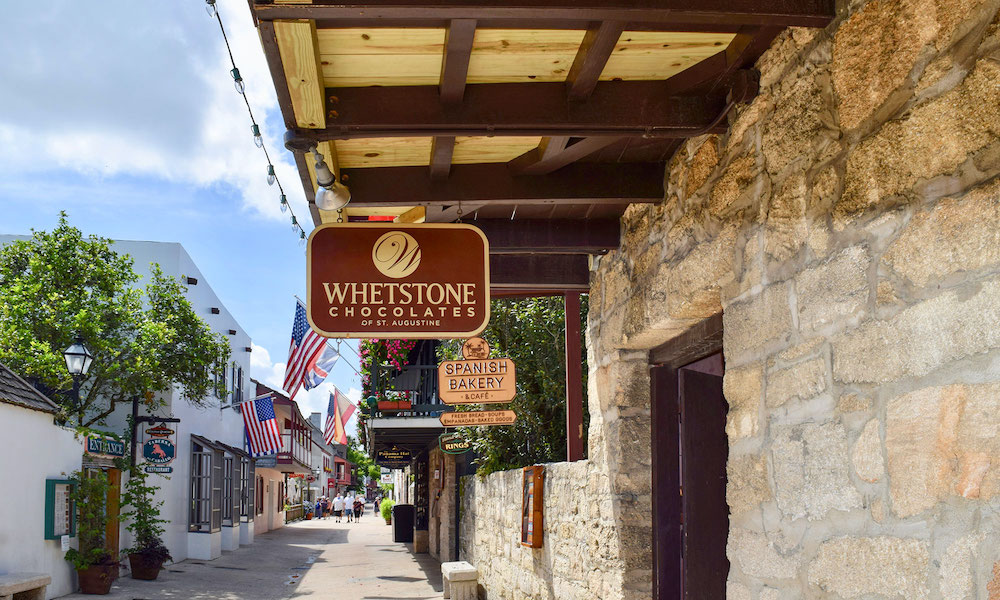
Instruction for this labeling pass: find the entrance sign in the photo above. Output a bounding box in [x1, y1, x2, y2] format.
[84, 434, 125, 458]
[439, 433, 472, 455]
[307, 223, 490, 338]
[440, 410, 517, 427]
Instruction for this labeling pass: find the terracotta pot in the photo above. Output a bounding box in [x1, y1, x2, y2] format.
[77, 564, 117, 594]
[128, 553, 164, 581]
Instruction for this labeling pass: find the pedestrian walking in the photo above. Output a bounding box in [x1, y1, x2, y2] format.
[353, 495, 363, 521]
[321, 496, 329, 519]
[345, 493, 355, 523]
[333, 493, 345, 522]
[315, 497, 323, 520]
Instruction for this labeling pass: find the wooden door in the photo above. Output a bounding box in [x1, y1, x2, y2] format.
[651, 352, 729, 600]
[105, 468, 121, 568]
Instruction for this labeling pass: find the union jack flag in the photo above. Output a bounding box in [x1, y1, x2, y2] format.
[242, 394, 283, 456]
[283, 302, 326, 401]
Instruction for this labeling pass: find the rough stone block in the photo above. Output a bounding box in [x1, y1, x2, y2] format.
[764, 172, 809, 261]
[723, 363, 762, 441]
[765, 357, 828, 408]
[762, 74, 828, 174]
[832, 276, 1000, 383]
[807, 536, 930, 599]
[852, 418, 884, 482]
[665, 227, 736, 319]
[771, 421, 862, 520]
[709, 154, 757, 217]
[724, 282, 793, 361]
[940, 533, 983, 600]
[726, 581, 752, 600]
[727, 454, 771, 516]
[887, 383, 1000, 517]
[832, 0, 938, 131]
[796, 246, 870, 334]
[685, 136, 719, 197]
[837, 393, 871, 413]
[727, 529, 801, 580]
[882, 178, 1000, 286]
[839, 59, 1000, 219]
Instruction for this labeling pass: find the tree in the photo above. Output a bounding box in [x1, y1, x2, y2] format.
[439, 296, 589, 475]
[346, 434, 375, 492]
[0, 213, 231, 426]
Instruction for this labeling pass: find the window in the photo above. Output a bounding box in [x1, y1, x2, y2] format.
[211, 448, 223, 531]
[190, 441, 213, 532]
[255, 475, 264, 516]
[240, 457, 253, 520]
[236, 366, 244, 404]
[222, 455, 234, 526]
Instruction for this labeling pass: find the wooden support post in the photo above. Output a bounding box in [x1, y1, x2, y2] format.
[564, 292, 584, 462]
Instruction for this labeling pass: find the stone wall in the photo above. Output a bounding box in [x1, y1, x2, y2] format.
[461, 1, 1000, 598]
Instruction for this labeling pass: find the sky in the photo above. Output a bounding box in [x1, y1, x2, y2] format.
[0, 1, 361, 434]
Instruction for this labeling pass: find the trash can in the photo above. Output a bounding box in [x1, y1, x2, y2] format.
[392, 504, 415, 543]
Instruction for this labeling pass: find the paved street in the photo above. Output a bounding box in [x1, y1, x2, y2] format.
[59, 506, 444, 600]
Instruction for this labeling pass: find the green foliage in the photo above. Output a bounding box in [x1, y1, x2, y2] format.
[380, 498, 395, 521]
[346, 434, 374, 492]
[0, 213, 231, 426]
[120, 467, 171, 562]
[439, 296, 589, 476]
[65, 470, 115, 570]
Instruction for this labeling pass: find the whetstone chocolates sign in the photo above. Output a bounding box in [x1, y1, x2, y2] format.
[307, 223, 490, 338]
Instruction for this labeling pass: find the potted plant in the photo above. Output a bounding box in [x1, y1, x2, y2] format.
[65, 470, 118, 594]
[120, 468, 171, 580]
[380, 498, 394, 525]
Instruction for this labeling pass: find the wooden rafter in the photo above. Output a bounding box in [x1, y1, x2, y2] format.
[476, 218, 620, 254]
[509, 136, 625, 175]
[253, 1, 836, 29]
[339, 162, 663, 207]
[303, 82, 728, 139]
[490, 254, 590, 291]
[431, 19, 476, 179]
[274, 20, 327, 129]
[566, 21, 626, 101]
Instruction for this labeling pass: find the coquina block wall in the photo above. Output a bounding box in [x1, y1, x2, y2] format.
[461, 2, 1000, 599]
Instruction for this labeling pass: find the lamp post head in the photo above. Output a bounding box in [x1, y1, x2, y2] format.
[63, 336, 94, 377]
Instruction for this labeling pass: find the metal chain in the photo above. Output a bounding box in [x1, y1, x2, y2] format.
[337, 209, 344, 223]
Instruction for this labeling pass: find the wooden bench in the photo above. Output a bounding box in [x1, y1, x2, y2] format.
[0, 573, 50, 600]
[441, 561, 478, 600]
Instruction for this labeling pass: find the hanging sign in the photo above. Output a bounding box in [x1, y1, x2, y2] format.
[440, 410, 517, 427]
[307, 223, 490, 339]
[438, 337, 517, 405]
[439, 433, 472, 455]
[376, 446, 412, 468]
[84, 434, 125, 458]
[142, 423, 176, 474]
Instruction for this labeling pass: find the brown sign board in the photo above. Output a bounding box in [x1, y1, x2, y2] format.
[438, 358, 516, 405]
[440, 410, 517, 427]
[307, 223, 490, 338]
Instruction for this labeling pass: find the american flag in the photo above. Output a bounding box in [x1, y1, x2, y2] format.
[324, 388, 356, 446]
[283, 302, 326, 400]
[242, 394, 283, 456]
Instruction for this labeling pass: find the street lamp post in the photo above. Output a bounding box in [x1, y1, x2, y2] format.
[63, 336, 94, 410]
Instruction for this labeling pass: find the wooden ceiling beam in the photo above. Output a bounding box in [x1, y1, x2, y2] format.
[566, 21, 626, 101]
[253, 1, 836, 28]
[273, 20, 327, 129]
[508, 136, 624, 175]
[661, 25, 783, 95]
[490, 255, 591, 291]
[476, 219, 620, 254]
[303, 82, 728, 140]
[431, 19, 477, 180]
[339, 162, 664, 207]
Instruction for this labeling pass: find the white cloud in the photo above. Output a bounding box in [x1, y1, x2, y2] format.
[0, 0, 307, 223]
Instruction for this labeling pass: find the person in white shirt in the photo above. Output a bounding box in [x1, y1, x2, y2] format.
[332, 493, 345, 522]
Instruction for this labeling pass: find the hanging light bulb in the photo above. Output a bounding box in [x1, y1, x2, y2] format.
[206, 0, 217, 17]
[298, 230, 307, 246]
[279, 194, 288, 213]
[251, 124, 263, 148]
[231, 68, 245, 95]
[291, 216, 298, 231]
[266, 165, 276, 186]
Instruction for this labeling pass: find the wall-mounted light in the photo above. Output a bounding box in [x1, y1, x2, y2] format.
[312, 147, 351, 211]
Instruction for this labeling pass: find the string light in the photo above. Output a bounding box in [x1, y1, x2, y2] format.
[207, 0, 307, 245]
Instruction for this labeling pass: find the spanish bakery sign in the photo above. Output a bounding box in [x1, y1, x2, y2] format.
[438, 337, 517, 405]
[307, 223, 490, 338]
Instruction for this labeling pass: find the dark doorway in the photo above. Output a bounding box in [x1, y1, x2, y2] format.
[650, 314, 729, 600]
